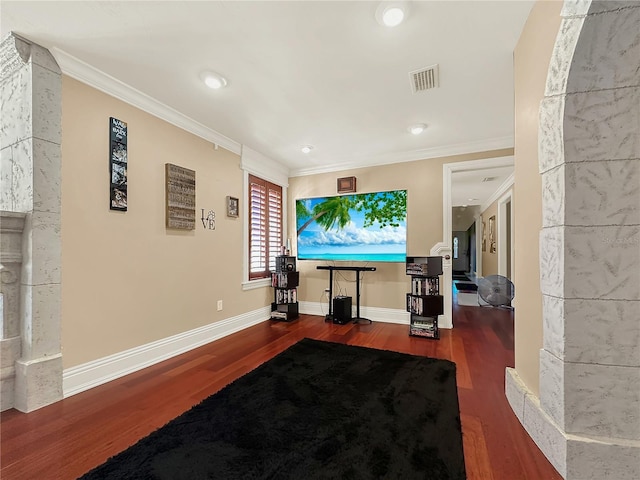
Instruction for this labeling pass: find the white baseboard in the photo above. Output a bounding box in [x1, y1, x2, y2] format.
[63, 302, 445, 399]
[505, 367, 640, 480]
[62, 306, 271, 398]
[299, 301, 410, 324]
[298, 301, 451, 328]
[505, 367, 565, 477]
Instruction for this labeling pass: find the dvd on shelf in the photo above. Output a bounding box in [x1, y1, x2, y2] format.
[409, 324, 438, 338]
[271, 311, 288, 320]
[276, 288, 297, 304]
[271, 255, 300, 321]
[411, 315, 436, 329]
[271, 271, 300, 288]
[411, 277, 439, 295]
[406, 256, 443, 340]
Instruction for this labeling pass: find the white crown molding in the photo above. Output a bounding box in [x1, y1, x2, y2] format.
[240, 145, 290, 187]
[51, 47, 242, 155]
[62, 307, 270, 398]
[289, 135, 514, 177]
[50, 46, 512, 180]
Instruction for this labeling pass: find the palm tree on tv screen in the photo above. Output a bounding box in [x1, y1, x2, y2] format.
[296, 190, 406, 236]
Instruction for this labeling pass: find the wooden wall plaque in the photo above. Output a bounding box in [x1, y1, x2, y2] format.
[337, 176, 356, 194]
[165, 163, 196, 230]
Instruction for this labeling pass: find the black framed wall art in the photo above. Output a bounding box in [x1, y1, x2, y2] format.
[109, 117, 128, 211]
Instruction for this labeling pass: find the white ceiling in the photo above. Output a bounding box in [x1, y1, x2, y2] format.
[1, 1, 533, 176]
[451, 165, 514, 207]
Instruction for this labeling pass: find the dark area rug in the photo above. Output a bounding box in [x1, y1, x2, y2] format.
[79, 338, 466, 480]
[455, 282, 478, 292]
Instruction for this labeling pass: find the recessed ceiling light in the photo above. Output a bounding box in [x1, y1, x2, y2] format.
[376, 2, 410, 27]
[301, 145, 313, 154]
[409, 123, 427, 135]
[201, 71, 228, 89]
[383, 7, 404, 26]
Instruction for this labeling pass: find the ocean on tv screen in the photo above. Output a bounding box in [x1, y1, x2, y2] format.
[297, 252, 406, 263]
[295, 190, 407, 263]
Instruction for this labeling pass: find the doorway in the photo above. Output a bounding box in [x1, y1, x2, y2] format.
[438, 156, 515, 327]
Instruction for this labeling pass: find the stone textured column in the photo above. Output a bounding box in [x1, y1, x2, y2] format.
[507, 1, 640, 478]
[537, 1, 639, 478]
[0, 33, 63, 411]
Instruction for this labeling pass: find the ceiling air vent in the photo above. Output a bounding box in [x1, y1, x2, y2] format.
[409, 64, 439, 93]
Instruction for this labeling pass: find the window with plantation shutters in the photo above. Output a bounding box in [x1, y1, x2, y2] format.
[248, 174, 282, 280]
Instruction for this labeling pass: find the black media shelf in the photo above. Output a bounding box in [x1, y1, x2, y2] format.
[406, 256, 443, 339]
[270, 256, 299, 321]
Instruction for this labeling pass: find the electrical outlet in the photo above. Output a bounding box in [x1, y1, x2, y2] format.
[217, 300, 223, 311]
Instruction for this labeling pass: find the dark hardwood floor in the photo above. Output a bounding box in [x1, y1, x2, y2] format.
[0, 301, 561, 479]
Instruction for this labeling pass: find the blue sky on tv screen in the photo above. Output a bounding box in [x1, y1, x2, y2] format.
[295, 191, 406, 261]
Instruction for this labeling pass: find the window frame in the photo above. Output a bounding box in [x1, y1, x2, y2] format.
[248, 174, 283, 281]
[240, 146, 289, 290]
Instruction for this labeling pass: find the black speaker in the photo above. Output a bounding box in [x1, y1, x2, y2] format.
[332, 296, 352, 324]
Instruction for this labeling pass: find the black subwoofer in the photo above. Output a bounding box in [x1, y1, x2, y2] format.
[332, 296, 352, 324]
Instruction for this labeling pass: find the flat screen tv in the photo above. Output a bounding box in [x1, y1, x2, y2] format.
[295, 189, 407, 263]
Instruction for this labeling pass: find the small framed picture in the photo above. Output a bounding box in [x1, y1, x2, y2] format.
[337, 176, 356, 194]
[227, 196, 239, 217]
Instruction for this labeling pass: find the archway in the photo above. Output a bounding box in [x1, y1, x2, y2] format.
[506, 2, 640, 478]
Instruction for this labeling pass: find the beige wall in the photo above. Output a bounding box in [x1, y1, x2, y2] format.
[288, 149, 512, 310]
[61, 77, 270, 368]
[513, 0, 562, 396]
[60, 75, 512, 370]
[480, 200, 499, 277]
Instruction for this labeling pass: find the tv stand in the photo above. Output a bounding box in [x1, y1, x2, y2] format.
[316, 265, 376, 323]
